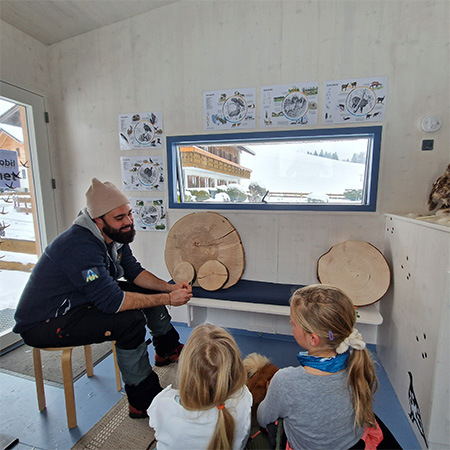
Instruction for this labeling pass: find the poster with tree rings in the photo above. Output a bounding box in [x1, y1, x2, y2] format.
[261, 83, 318, 127]
[204, 88, 256, 130]
[323, 77, 387, 124]
[121, 155, 165, 191]
[119, 112, 163, 149]
[129, 197, 166, 231]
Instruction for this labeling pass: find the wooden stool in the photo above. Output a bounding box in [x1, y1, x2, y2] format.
[33, 341, 122, 429]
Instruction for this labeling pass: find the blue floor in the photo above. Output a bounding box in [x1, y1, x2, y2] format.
[0, 322, 420, 450]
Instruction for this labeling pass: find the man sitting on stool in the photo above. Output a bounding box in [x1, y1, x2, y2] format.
[14, 178, 192, 418]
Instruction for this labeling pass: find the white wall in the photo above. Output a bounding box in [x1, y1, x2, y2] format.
[380, 215, 450, 448]
[1, 0, 449, 288]
[0, 21, 50, 97]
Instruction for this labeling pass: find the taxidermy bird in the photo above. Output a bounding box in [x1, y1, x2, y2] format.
[428, 163, 450, 212]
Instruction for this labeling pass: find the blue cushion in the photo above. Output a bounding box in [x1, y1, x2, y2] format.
[191, 279, 304, 306]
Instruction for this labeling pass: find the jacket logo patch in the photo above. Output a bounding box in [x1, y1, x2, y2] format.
[83, 268, 99, 283]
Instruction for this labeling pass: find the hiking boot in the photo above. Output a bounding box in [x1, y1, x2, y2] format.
[125, 371, 163, 414]
[154, 343, 184, 366]
[128, 404, 148, 419]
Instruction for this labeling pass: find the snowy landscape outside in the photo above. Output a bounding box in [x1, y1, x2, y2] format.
[181, 137, 369, 204]
[0, 97, 37, 336]
[0, 194, 37, 313]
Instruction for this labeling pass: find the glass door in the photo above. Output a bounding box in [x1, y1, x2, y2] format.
[0, 81, 57, 352]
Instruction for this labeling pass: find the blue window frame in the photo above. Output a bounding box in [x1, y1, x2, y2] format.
[167, 126, 382, 211]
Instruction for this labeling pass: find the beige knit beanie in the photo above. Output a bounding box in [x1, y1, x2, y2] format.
[86, 178, 130, 218]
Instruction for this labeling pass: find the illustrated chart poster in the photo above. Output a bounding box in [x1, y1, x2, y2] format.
[130, 197, 167, 231]
[323, 76, 387, 124]
[261, 83, 319, 127]
[204, 88, 256, 130]
[121, 155, 165, 191]
[119, 112, 163, 149]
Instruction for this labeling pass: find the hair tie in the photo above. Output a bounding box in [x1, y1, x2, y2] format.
[217, 404, 225, 410]
[336, 328, 366, 354]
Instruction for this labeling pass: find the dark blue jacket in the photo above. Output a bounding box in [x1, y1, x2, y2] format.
[14, 210, 144, 333]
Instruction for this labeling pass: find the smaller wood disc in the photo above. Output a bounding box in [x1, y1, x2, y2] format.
[197, 260, 229, 291]
[173, 261, 196, 284]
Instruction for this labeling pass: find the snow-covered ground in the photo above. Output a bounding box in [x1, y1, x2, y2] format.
[240, 144, 365, 194]
[0, 269, 33, 309]
[1, 194, 36, 312]
[1, 193, 35, 240]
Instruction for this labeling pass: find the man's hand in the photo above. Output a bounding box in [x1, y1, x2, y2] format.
[120, 276, 193, 312]
[168, 287, 193, 306]
[170, 281, 192, 293]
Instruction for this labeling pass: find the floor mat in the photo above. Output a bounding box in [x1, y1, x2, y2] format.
[0, 341, 113, 385]
[71, 364, 177, 450]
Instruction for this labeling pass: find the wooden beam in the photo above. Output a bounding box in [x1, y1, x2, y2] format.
[0, 238, 37, 254]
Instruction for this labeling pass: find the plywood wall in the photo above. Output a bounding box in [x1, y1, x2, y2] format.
[1, 0, 448, 289]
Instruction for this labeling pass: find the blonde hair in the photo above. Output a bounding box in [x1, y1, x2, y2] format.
[290, 284, 378, 428]
[178, 324, 247, 450]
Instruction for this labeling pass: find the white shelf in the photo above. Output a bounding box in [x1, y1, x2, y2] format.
[187, 297, 382, 326]
[386, 213, 450, 232]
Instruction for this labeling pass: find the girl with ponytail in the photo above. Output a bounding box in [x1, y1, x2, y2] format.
[148, 324, 252, 450]
[257, 284, 384, 450]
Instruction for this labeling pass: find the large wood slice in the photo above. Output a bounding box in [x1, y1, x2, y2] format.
[165, 212, 245, 289]
[317, 240, 391, 306]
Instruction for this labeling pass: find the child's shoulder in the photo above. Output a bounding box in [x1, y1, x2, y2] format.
[272, 365, 304, 383]
[277, 365, 302, 375]
[152, 384, 179, 404]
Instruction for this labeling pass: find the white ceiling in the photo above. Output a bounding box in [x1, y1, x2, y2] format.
[0, 0, 178, 45]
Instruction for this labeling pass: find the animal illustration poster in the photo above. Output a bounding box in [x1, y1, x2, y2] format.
[120, 155, 165, 191]
[119, 112, 163, 149]
[261, 83, 318, 127]
[323, 77, 387, 124]
[129, 197, 166, 231]
[203, 88, 256, 130]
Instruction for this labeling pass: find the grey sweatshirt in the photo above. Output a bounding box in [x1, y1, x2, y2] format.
[257, 366, 364, 450]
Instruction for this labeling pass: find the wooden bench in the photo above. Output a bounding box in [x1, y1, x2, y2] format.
[185, 280, 383, 343]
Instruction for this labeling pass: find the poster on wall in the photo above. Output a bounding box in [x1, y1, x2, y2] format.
[260, 83, 318, 127]
[129, 197, 167, 231]
[119, 112, 163, 149]
[323, 76, 387, 124]
[121, 155, 165, 191]
[203, 88, 256, 130]
[0, 149, 20, 189]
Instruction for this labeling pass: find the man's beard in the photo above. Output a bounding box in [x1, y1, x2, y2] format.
[102, 220, 136, 244]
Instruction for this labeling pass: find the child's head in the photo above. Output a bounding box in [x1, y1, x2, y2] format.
[290, 284, 357, 351]
[179, 324, 246, 450]
[179, 323, 246, 410]
[291, 284, 378, 429]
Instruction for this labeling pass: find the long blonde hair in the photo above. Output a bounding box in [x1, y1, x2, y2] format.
[290, 284, 378, 428]
[178, 324, 247, 450]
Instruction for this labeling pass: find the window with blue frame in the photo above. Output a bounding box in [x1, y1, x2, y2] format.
[166, 126, 382, 211]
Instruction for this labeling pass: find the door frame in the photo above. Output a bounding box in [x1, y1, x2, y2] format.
[0, 81, 58, 350]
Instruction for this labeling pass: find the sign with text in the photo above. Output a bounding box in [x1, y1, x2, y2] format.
[0, 148, 20, 189]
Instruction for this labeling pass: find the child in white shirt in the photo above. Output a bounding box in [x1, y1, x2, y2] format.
[148, 323, 252, 450]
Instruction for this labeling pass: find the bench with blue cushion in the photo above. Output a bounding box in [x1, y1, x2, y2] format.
[191, 279, 303, 306]
[186, 279, 383, 332]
